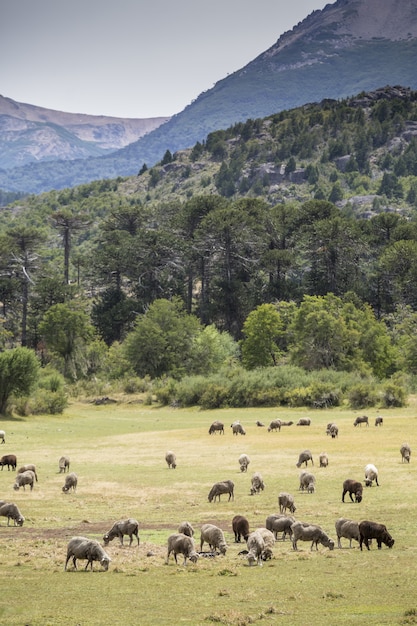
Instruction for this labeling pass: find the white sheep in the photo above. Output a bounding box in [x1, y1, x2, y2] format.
[103, 518, 140, 546]
[267, 419, 281, 432]
[319, 453, 329, 468]
[400, 443, 411, 463]
[178, 521, 194, 537]
[13, 470, 36, 491]
[278, 492, 296, 514]
[291, 521, 335, 551]
[266, 514, 295, 541]
[65, 536, 111, 571]
[364, 463, 379, 487]
[166, 533, 199, 565]
[254, 527, 275, 560]
[238, 453, 250, 472]
[231, 421, 246, 435]
[200, 523, 227, 555]
[0, 501, 24, 526]
[246, 530, 265, 566]
[299, 470, 316, 492]
[62, 472, 78, 492]
[0, 430, 5, 444]
[17, 464, 38, 481]
[165, 451, 177, 469]
[335, 517, 360, 549]
[59, 456, 70, 473]
[250, 472, 265, 495]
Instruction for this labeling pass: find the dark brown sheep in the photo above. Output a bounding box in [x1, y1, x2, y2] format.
[0, 454, 17, 471]
[232, 515, 250, 542]
[342, 479, 363, 503]
[358, 520, 394, 551]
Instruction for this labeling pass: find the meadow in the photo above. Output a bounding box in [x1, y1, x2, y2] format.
[0, 398, 416, 626]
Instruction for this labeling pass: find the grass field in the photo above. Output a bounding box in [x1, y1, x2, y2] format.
[0, 398, 416, 626]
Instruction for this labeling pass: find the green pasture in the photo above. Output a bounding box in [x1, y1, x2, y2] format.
[0, 400, 416, 625]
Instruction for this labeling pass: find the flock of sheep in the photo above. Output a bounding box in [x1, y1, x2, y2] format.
[0, 414, 411, 571]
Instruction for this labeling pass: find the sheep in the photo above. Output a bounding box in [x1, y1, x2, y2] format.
[250, 472, 265, 495]
[281, 421, 294, 426]
[208, 479, 234, 502]
[319, 453, 329, 468]
[266, 514, 295, 541]
[238, 453, 250, 472]
[354, 415, 369, 427]
[296, 449, 314, 468]
[0, 502, 25, 526]
[296, 418, 311, 426]
[342, 479, 363, 503]
[178, 521, 195, 537]
[17, 464, 38, 482]
[298, 471, 316, 493]
[375, 416, 383, 426]
[0, 454, 17, 470]
[267, 419, 281, 432]
[335, 517, 360, 549]
[0, 430, 5, 443]
[166, 533, 199, 565]
[65, 536, 111, 571]
[13, 470, 35, 492]
[291, 521, 335, 551]
[232, 515, 250, 542]
[200, 523, 227, 555]
[255, 527, 275, 560]
[62, 472, 78, 493]
[103, 518, 140, 546]
[246, 530, 265, 566]
[231, 421, 246, 435]
[165, 451, 177, 469]
[364, 463, 379, 487]
[255, 421, 265, 427]
[326, 423, 339, 438]
[358, 520, 394, 551]
[278, 492, 296, 514]
[400, 443, 411, 463]
[59, 456, 70, 473]
[208, 421, 224, 435]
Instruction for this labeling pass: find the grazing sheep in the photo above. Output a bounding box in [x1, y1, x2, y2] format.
[62, 472, 78, 493]
[281, 421, 294, 426]
[299, 471, 316, 493]
[255, 527, 275, 560]
[255, 421, 265, 427]
[354, 415, 369, 427]
[17, 464, 38, 482]
[342, 479, 363, 503]
[208, 421, 224, 435]
[278, 492, 296, 514]
[364, 463, 379, 487]
[238, 453, 250, 473]
[250, 472, 265, 495]
[267, 419, 281, 432]
[335, 518, 360, 549]
[358, 520, 394, 551]
[166, 533, 199, 565]
[103, 518, 140, 546]
[326, 423, 339, 438]
[291, 521, 335, 551]
[400, 443, 411, 463]
[0, 430, 5, 444]
[0, 454, 17, 471]
[266, 514, 296, 541]
[0, 502, 24, 526]
[296, 418, 311, 426]
[65, 536, 111, 571]
[208, 479, 234, 502]
[200, 523, 227, 555]
[178, 521, 195, 537]
[232, 515, 250, 542]
[231, 421, 246, 435]
[13, 470, 35, 492]
[59, 456, 70, 473]
[375, 416, 383, 426]
[246, 530, 265, 566]
[165, 451, 177, 469]
[319, 453, 329, 468]
[296, 449, 314, 468]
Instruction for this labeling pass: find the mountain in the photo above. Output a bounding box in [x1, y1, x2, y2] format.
[2, 0, 417, 194]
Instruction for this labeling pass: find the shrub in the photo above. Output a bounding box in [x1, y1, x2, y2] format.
[379, 382, 407, 408]
[348, 384, 378, 409]
[199, 385, 229, 409]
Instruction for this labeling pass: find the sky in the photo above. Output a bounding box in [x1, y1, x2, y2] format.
[1, 0, 334, 120]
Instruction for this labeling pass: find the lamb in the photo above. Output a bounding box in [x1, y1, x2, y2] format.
[166, 533, 199, 565]
[178, 521, 195, 537]
[364, 463, 379, 487]
[354, 415, 369, 427]
[267, 419, 281, 432]
[335, 517, 360, 548]
[358, 520, 394, 551]
[62, 472, 78, 493]
[296, 418, 311, 426]
[250, 472, 265, 495]
[400, 443, 411, 463]
[231, 421, 246, 435]
[232, 515, 250, 542]
[59, 456, 70, 473]
[278, 492, 296, 514]
[254, 527, 275, 560]
[375, 416, 383, 426]
[17, 464, 38, 482]
[319, 453, 329, 468]
[208, 421, 224, 435]
[0, 502, 25, 526]
[208, 479, 234, 502]
[342, 479, 363, 503]
[103, 518, 140, 546]
[0, 430, 5, 443]
[299, 471, 316, 493]
[13, 469, 36, 491]
[238, 453, 250, 472]
[0, 454, 17, 470]
[266, 514, 295, 541]
[200, 523, 227, 555]
[65, 536, 111, 571]
[165, 451, 177, 469]
[246, 530, 265, 566]
[291, 521, 335, 551]
[296, 449, 314, 468]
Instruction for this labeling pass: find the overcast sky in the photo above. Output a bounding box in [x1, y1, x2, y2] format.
[1, 0, 334, 119]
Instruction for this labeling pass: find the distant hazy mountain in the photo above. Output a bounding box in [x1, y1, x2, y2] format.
[2, 0, 417, 194]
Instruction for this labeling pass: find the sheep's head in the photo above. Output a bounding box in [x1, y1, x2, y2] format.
[101, 556, 111, 571]
[262, 548, 273, 561]
[17, 516, 24, 526]
[103, 534, 110, 545]
[189, 552, 199, 564]
[219, 542, 227, 556]
[13, 483, 19, 491]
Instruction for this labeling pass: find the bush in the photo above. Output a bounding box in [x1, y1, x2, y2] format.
[379, 383, 407, 408]
[199, 385, 229, 409]
[13, 388, 68, 415]
[348, 384, 378, 409]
